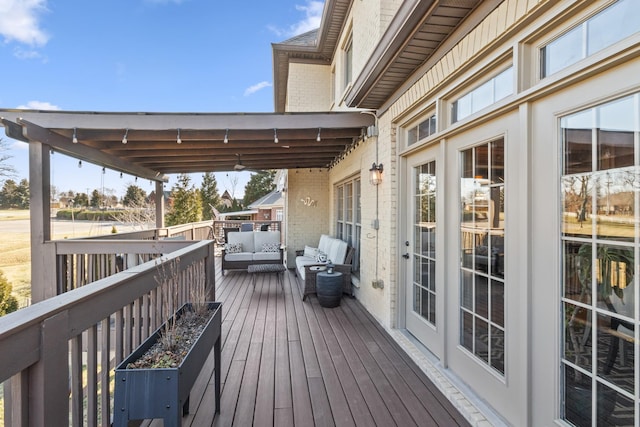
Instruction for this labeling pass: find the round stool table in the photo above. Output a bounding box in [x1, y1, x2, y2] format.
[316, 271, 343, 308]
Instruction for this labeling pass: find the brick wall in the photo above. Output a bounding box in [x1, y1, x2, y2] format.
[283, 169, 330, 267]
[286, 62, 331, 112]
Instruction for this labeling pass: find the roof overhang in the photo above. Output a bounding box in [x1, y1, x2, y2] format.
[272, 0, 353, 112]
[0, 110, 374, 181]
[346, 0, 502, 111]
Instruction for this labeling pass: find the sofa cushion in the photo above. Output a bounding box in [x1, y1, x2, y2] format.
[326, 239, 348, 264]
[261, 242, 280, 253]
[317, 234, 332, 255]
[254, 231, 280, 251]
[295, 255, 318, 280]
[303, 245, 318, 258]
[224, 252, 253, 262]
[253, 252, 282, 262]
[227, 231, 255, 253]
[225, 242, 243, 254]
[316, 251, 328, 263]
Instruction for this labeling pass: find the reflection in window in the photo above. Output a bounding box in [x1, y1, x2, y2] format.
[407, 113, 437, 146]
[460, 138, 505, 375]
[336, 178, 361, 276]
[542, 0, 640, 77]
[561, 93, 639, 426]
[452, 67, 513, 123]
[413, 161, 437, 325]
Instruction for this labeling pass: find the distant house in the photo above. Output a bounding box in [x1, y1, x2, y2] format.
[247, 190, 284, 222]
[220, 190, 233, 209]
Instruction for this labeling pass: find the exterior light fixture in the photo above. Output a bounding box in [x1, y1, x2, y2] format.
[176, 128, 182, 144]
[122, 128, 129, 144]
[72, 127, 78, 143]
[316, 127, 321, 142]
[274, 128, 279, 144]
[223, 128, 229, 144]
[369, 162, 383, 185]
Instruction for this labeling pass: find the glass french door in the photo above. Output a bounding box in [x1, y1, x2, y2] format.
[405, 148, 442, 357]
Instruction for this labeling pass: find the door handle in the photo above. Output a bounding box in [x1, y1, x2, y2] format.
[402, 253, 410, 259]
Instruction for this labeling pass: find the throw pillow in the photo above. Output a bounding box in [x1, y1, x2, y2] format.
[225, 242, 243, 254]
[303, 245, 318, 258]
[316, 251, 328, 263]
[262, 242, 280, 253]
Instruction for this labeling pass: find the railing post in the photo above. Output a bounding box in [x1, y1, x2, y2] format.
[205, 242, 216, 300]
[4, 372, 29, 427]
[29, 311, 69, 427]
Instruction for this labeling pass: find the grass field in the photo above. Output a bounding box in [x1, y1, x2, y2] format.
[0, 210, 32, 306]
[0, 210, 145, 307]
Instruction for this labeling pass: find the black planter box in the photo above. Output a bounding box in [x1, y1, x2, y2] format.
[113, 302, 222, 427]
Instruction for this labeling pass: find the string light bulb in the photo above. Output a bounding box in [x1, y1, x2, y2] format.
[316, 127, 321, 142]
[72, 128, 78, 143]
[274, 128, 279, 144]
[122, 128, 129, 144]
[177, 128, 182, 144]
[224, 128, 229, 144]
[78, 160, 82, 168]
[102, 167, 106, 174]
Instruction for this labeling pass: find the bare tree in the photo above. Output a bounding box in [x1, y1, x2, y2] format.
[0, 139, 17, 180]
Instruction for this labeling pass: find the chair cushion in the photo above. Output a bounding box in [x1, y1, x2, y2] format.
[318, 234, 332, 255]
[224, 252, 253, 262]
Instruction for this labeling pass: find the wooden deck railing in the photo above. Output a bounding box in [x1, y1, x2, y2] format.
[0, 240, 215, 426]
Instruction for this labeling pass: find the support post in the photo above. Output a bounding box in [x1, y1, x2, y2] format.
[29, 142, 54, 302]
[155, 180, 165, 229]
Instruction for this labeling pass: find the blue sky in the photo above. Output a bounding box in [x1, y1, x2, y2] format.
[0, 0, 323, 199]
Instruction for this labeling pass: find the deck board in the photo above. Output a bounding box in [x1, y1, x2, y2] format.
[146, 259, 471, 427]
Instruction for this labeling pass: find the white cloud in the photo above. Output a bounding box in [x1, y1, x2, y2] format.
[244, 81, 272, 97]
[270, 1, 324, 38]
[0, 0, 49, 46]
[16, 100, 60, 110]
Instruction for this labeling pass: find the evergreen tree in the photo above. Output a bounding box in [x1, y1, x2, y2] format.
[123, 184, 147, 207]
[90, 189, 103, 208]
[74, 192, 89, 207]
[0, 179, 18, 208]
[243, 170, 276, 206]
[165, 173, 203, 226]
[200, 172, 221, 219]
[16, 179, 29, 208]
[0, 270, 18, 316]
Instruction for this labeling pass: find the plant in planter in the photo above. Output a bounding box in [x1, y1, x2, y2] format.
[112, 257, 222, 427]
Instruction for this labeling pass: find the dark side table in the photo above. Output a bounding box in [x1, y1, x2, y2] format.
[316, 271, 343, 308]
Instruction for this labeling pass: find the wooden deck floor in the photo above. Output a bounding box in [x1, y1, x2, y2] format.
[148, 261, 470, 427]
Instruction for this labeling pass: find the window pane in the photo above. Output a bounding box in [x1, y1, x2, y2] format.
[471, 80, 493, 114]
[455, 94, 472, 122]
[494, 67, 513, 102]
[597, 96, 635, 171]
[562, 174, 594, 237]
[564, 302, 593, 372]
[408, 126, 418, 145]
[491, 326, 505, 374]
[543, 25, 583, 76]
[595, 170, 635, 242]
[418, 119, 431, 140]
[587, 0, 640, 55]
[491, 279, 504, 327]
[597, 313, 635, 394]
[491, 139, 504, 183]
[563, 364, 593, 426]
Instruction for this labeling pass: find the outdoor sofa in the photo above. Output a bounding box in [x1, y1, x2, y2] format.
[221, 231, 283, 274]
[295, 234, 354, 301]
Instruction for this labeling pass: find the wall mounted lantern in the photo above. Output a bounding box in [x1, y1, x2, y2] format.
[369, 162, 383, 185]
